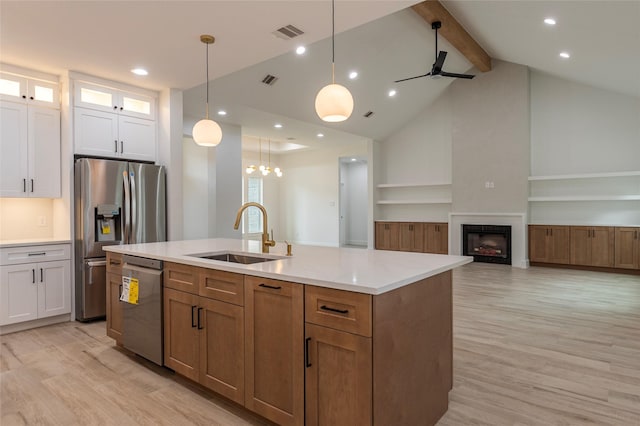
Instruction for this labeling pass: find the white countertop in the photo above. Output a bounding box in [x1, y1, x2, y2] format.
[0, 238, 71, 248]
[103, 238, 472, 295]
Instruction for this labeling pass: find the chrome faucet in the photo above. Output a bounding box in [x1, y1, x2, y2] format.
[233, 202, 276, 253]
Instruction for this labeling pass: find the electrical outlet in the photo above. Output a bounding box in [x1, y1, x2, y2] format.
[485, 181, 495, 189]
[37, 216, 47, 227]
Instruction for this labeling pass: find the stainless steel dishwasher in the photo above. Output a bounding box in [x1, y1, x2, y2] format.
[121, 255, 163, 365]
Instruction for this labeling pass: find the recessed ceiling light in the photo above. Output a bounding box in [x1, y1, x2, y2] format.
[296, 46, 306, 55]
[543, 18, 556, 25]
[388, 89, 397, 97]
[274, 123, 283, 128]
[351, 158, 357, 162]
[131, 68, 148, 76]
[217, 110, 227, 116]
[559, 51, 571, 59]
[349, 71, 358, 79]
[317, 133, 324, 138]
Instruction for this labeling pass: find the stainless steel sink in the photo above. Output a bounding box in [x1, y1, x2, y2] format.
[188, 252, 280, 264]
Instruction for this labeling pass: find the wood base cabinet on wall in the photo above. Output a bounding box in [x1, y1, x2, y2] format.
[570, 226, 614, 267]
[375, 222, 448, 254]
[529, 225, 570, 264]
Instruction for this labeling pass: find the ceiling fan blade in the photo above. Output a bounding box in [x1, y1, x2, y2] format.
[440, 71, 475, 79]
[433, 51, 447, 71]
[394, 72, 432, 83]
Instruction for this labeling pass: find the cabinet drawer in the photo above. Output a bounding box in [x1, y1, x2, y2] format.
[199, 269, 244, 306]
[164, 262, 198, 294]
[0, 243, 70, 266]
[106, 252, 123, 274]
[305, 286, 372, 337]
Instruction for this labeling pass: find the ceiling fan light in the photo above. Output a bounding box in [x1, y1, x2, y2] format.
[315, 83, 354, 122]
[193, 119, 222, 146]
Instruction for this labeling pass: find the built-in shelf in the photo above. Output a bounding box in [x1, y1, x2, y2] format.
[528, 171, 640, 181]
[377, 182, 451, 188]
[377, 199, 452, 205]
[529, 195, 640, 202]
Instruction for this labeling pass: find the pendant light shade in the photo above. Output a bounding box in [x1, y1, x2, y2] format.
[315, 83, 353, 122]
[193, 34, 223, 147]
[315, 0, 353, 122]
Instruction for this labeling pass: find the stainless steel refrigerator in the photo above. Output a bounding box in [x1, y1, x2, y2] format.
[74, 157, 166, 321]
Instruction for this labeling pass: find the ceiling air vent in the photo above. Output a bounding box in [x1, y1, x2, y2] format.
[272, 24, 305, 40]
[261, 74, 279, 86]
[364, 111, 374, 118]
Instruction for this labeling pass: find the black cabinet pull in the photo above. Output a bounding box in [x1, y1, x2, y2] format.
[320, 305, 349, 315]
[28, 252, 46, 257]
[40, 268, 43, 282]
[114, 140, 118, 152]
[23, 178, 26, 192]
[30, 96, 34, 100]
[197, 307, 203, 329]
[305, 337, 312, 368]
[119, 284, 123, 298]
[120, 106, 123, 111]
[22, 95, 27, 99]
[120, 141, 123, 153]
[32, 269, 35, 283]
[191, 305, 197, 328]
[113, 105, 118, 110]
[31, 179, 34, 193]
[259, 283, 281, 290]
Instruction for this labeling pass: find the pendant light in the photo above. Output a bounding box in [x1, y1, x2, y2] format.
[314, 0, 354, 122]
[192, 35, 223, 147]
[246, 138, 259, 174]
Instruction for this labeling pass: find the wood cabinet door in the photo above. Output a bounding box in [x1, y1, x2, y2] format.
[548, 226, 570, 264]
[305, 323, 372, 426]
[528, 226, 549, 262]
[590, 227, 615, 267]
[199, 268, 244, 305]
[106, 272, 123, 343]
[375, 222, 399, 250]
[163, 288, 199, 381]
[570, 227, 591, 266]
[244, 276, 304, 426]
[425, 223, 447, 254]
[438, 223, 449, 254]
[399, 223, 424, 252]
[164, 262, 198, 294]
[374, 222, 385, 249]
[614, 227, 640, 269]
[199, 297, 244, 405]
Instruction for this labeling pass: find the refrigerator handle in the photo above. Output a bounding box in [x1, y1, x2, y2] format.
[123, 171, 131, 244]
[130, 170, 137, 244]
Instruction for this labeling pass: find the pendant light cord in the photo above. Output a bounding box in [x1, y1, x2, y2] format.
[331, 0, 335, 84]
[205, 41, 210, 119]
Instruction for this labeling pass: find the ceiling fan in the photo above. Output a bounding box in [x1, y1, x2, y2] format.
[394, 21, 475, 83]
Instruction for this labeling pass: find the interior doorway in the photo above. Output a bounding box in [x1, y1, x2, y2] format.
[339, 157, 368, 248]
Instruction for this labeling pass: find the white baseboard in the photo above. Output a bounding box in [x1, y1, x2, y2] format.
[1, 313, 71, 335]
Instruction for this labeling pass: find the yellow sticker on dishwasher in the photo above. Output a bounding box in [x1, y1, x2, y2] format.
[128, 278, 139, 304]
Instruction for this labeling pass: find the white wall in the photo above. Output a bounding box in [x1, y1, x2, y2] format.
[278, 143, 367, 246]
[0, 198, 54, 240]
[451, 60, 530, 214]
[531, 71, 640, 175]
[215, 124, 242, 238]
[183, 137, 209, 239]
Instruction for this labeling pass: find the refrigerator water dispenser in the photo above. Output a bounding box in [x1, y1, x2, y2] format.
[95, 204, 121, 242]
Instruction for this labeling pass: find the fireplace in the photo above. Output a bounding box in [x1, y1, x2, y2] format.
[462, 224, 512, 265]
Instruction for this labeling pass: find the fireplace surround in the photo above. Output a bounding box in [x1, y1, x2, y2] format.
[462, 224, 512, 265]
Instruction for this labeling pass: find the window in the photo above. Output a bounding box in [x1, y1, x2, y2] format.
[245, 176, 263, 234]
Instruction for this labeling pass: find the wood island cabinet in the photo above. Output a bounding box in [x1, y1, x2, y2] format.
[163, 262, 245, 405]
[106, 252, 123, 344]
[570, 226, 614, 267]
[244, 275, 304, 426]
[529, 225, 570, 264]
[614, 227, 640, 269]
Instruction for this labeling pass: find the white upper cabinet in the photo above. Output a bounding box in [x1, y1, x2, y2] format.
[0, 71, 60, 108]
[0, 65, 61, 198]
[73, 78, 157, 162]
[74, 81, 155, 120]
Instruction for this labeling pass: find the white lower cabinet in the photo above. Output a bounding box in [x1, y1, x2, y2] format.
[0, 244, 71, 326]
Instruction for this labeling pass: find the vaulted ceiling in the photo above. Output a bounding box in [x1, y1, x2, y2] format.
[3, 1, 639, 150]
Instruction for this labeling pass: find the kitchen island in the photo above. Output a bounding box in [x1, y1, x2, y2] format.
[104, 239, 472, 426]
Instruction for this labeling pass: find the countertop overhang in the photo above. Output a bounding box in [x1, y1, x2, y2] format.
[104, 238, 473, 295]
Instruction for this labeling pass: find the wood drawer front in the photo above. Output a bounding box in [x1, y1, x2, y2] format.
[164, 262, 198, 294]
[106, 252, 123, 274]
[305, 286, 372, 337]
[199, 269, 244, 306]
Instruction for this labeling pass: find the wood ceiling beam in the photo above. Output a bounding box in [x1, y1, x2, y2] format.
[411, 0, 492, 72]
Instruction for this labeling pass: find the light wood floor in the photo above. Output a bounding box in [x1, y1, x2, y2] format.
[2, 263, 639, 425]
